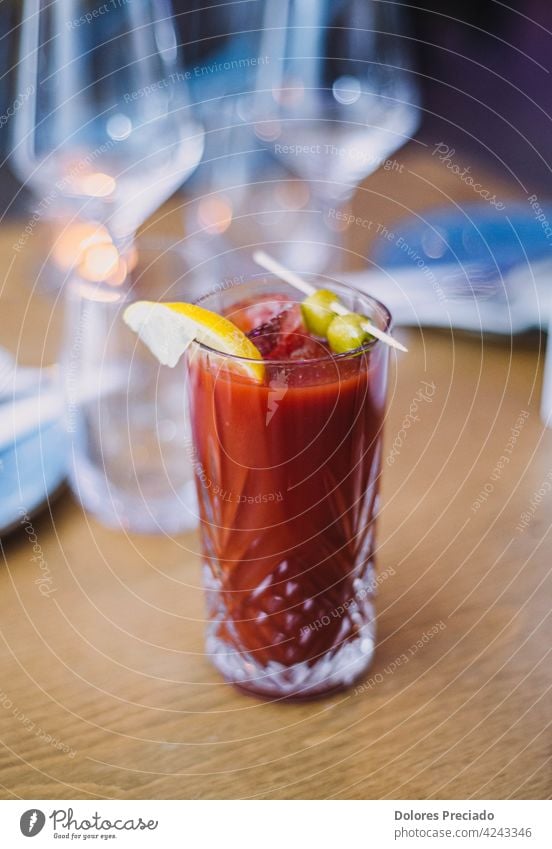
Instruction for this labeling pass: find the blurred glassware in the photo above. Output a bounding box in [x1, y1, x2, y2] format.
[12, 0, 204, 252]
[176, 0, 265, 113]
[244, 0, 420, 267]
[183, 104, 334, 279]
[173, 0, 335, 276]
[27, 212, 117, 293]
[61, 241, 219, 534]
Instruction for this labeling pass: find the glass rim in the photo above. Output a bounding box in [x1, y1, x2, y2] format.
[191, 281, 393, 366]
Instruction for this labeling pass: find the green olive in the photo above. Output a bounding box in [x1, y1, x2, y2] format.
[301, 289, 341, 337]
[327, 313, 371, 354]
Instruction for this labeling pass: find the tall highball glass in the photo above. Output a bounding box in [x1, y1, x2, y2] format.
[185, 278, 390, 699]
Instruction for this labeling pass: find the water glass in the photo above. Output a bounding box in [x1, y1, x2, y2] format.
[62, 243, 218, 533]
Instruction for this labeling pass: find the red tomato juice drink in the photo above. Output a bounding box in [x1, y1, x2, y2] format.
[185, 278, 391, 699]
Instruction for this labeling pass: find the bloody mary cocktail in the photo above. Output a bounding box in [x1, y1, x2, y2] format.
[186, 279, 390, 699]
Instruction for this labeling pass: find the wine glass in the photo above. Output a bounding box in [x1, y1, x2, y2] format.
[246, 0, 420, 268]
[178, 0, 336, 278]
[11, 0, 204, 253]
[182, 98, 334, 280]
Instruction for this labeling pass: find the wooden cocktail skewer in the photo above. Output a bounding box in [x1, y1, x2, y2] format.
[252, 251, 408, 353]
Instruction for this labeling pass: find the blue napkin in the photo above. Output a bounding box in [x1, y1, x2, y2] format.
[372, 202, 552, 271]
[0, 395, 67, 536]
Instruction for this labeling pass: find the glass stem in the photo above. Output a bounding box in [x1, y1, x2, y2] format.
[319, 191, 356, 272]
[111, 232, 136, 261]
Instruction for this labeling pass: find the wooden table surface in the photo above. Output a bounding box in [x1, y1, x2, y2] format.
[1, 150, 551, 800]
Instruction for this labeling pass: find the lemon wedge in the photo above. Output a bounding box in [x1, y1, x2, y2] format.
[123, 301, 264, 381]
